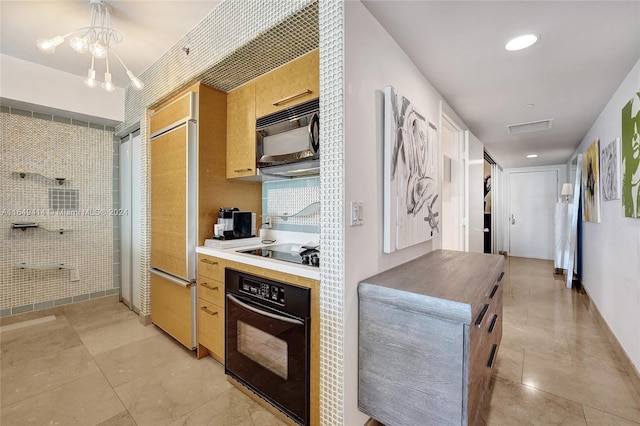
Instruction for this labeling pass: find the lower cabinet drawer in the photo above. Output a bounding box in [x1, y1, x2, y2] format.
[198, 276, 224, 306]
[198, 255, 225, 282]
[198, 297, 225, 361]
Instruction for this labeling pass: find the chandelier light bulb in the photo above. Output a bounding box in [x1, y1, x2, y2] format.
[89, 41, 107, 59]
[102, 72, 115, 92]
[70, 36, 89, 54]
[36, 36, 64, 54]
[126, 70, 144, 91]
[83, 68, 97, 88]
[36, 0, 143, 93]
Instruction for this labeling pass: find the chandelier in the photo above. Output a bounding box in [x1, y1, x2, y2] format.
[36, 0, 144, 92]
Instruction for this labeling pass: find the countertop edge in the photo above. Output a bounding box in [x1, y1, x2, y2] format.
[196, 245, 320, 281]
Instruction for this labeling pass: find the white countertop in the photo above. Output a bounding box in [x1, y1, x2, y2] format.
[196, 231, 320, 280]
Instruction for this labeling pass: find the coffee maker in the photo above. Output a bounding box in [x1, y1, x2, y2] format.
[217, 207, 238, 233]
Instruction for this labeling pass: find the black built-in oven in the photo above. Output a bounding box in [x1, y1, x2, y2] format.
[225, 268, 311, 425]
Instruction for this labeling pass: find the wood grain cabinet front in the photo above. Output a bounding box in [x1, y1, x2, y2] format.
[226, 81, 257, 179]
[197, 297, 224, 361]
[197, 255, 226, 361]
[358, 250, 504, 426]
[254, 49, 319, 119]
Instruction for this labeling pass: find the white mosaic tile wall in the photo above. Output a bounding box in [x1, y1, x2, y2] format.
[319, 1, 345, 424]
[0, 111, 115, 316]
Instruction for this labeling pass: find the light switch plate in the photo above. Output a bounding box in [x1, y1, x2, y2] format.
[70, 268, 80, 282]
[350, 201, 363, 226]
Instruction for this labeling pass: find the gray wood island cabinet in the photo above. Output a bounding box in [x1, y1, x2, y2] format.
[358, 250, 504, 426]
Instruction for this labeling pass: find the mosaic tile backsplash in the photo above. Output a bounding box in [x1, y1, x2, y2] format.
[262, 177, 320, 233]
[1, 111, 115, 315]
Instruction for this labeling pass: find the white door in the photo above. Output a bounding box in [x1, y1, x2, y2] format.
[509, 170, 558, 259]
[441, 115, 463, 251]
[120, 131, 142, 311]
[466, 131, 485, 253]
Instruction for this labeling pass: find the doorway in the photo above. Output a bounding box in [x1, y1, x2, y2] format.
[119, 130, 142, 312]
[508, 170, 558, 259]
[441, 115, 463, 251]
[484, 156, 492, 253]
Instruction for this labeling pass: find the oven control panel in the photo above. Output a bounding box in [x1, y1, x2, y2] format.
[240, 278, 285, 305]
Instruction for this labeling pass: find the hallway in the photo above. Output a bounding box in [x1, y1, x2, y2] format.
[1, 257, 639, 425]
[482, 256, 640, 424]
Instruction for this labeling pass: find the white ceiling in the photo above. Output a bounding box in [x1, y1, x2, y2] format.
[2, 1, 640, 168]
[362, 1, 640, 168]
[0, 1, 222, 88]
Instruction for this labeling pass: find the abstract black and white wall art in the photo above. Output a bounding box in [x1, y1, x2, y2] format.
[383, 86, 439, 253]
[600, 137, 621, 201]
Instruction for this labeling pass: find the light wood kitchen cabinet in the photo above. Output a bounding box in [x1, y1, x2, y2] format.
[150, 273, 194, 349]
[255, 49, 319, 119]
[197, 254, 226, 361]
[226, 49, 319, 179]
[358, 250, 504, 426]
[149, 83, 262, 350]
[226, 81, 256, 179]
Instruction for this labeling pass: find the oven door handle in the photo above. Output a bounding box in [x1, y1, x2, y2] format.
[227, 294, 304, 325]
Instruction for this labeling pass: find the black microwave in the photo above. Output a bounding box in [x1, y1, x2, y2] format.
[256, 98, 319, 178]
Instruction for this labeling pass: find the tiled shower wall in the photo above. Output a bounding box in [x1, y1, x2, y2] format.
[0, 109, 116, 316]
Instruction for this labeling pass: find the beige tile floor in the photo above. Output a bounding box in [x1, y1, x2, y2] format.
[0, 296, 285, 426]
[1, 257, 639, 425]
[479, 257, 640, 425]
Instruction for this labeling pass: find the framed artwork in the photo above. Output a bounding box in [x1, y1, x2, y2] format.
[383, 85, 439, 253]
[622, 92, 640, 218]
[582, 139, 601, 223]
[600, 137, 621, 201]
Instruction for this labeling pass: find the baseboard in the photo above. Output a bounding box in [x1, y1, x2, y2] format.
[139, 313, 152, 326]
[581, 287, 640, 396]
[0, 294, 119, 326]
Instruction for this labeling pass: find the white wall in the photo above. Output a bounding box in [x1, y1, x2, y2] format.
[0, 54, 124, 122]
[344, 2, 449, 424]
[571, 58, 640, 373]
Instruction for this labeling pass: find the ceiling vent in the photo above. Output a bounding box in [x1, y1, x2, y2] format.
[507, 119, 553, 135]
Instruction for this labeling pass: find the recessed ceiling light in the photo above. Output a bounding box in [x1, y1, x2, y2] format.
[527, 154, 538, 158]
[505, 33, 539, 51]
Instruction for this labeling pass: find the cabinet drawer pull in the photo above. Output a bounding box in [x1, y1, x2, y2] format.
[488, 314, 498, 333]
[233, 168, 252, 173]
[487, 344, 498, 368]
[497, 271, 504, 282]
[200, 258, 218, 265]
[272, 89, 313, 106]
[489, 284, 499, 299]
[475, 304, 489, 327]
[200, 282, 219, 291]
[200, 306, 219, 316]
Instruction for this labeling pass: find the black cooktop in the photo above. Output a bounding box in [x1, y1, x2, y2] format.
[238, 243, 320, 267]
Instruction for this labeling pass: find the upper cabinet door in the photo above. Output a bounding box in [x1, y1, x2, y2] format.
[226, 81, 257, 179]
[255, 49, 319, 119]
[150, 91, 198, 136]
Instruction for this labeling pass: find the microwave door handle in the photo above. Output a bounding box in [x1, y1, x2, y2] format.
[227, 294, 303, 325]
[308, 113, 320, 153]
